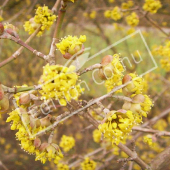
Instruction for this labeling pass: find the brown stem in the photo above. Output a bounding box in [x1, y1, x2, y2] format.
[150, 145, 170, 170]
[144, 14, 169, 37]
[53, 1, 67, 39]
[9, 36, 46, 59]
[0, 25, 41, 68]
[132, 127, 170, 137]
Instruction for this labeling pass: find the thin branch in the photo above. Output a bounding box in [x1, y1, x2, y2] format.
[144, 14, 169, 37]
[132, 127, 170, 137]
[53, 0, 67, 39]
[2, 85, 35, 93]
[35, 83, 127, 137]
[0, 161, 8, 170]
[0, 33, 47, 59]
[0, 0, 60, 68]
[52, 0, 61, 13]
[0, 0, 9, 10]
[78, 63, 102, 76]
[6, 7, 27, 23]
[69, 148, 103, 168]
[150, 145, 170, 170]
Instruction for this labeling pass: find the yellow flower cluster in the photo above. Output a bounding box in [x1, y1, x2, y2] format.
[143, 0, 162, 13]
[24, 6, 56, 36]
[152, 41, 170, 71]
[6, 108, 63, 164]
[56, 35, 86, 55]
[126, 27, 136, 35]
[0, 16, 3, 22]
[122, 73, 146, 95]
[122, 73, 153, 126]
[59, 135, 75, 152]
[108, 0, 115, 3]
[93, 129, 102, 143]
[121, 1, 134, 10]
[104, 7, 122, 21]
[81, 157, 96, 170]
[130, 94, 153, 123]
[143, 135, 154, 147]
[83, 11, 96, 19]
[104, 54, 124, 93]
[98, 110, 135, 145]
[57, 163, 69, 170]
[126, 12, 139, 27]
[153, 119, 167, 131]
[39, 64, 84, 106]
[89, 11, 96, 19]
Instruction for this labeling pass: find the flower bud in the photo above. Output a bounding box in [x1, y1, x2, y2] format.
[5, 24, 19, 38]
[132, 94, 145, 104]
[30, 116, 41, 128]
[18, 108, 27, 114]
[29, 18, 40, 29]
[40, 114, 52, 127]
[130, 103, 141, 113]
[98, 55, 114, 80]
[122, 74, 135, 96]
[63, 44, 85, 60]
[101, 55, 113, 66]
[122, 101, 132, 110]
[21, 113, 30, 125]
[122, 74, 132, 84]
[19, 93, 31, 105]
[0, 22, 4, 35]
[34, 138, 41, 148]
[39, 142, 49, 152]
[46, 145, 55, 153]
[0, 95, 9, 111]
[51, 143, 60, 152]
[0, 84, 4, 100]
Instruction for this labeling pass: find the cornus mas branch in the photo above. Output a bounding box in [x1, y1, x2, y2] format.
[0, 25, 42, 68]
[0, 0, 60, 68]
[69, 148, 104, 168]
[132, 127, 170, 137]
[81, 109, 151, 170]
[0, 33, 47, 59]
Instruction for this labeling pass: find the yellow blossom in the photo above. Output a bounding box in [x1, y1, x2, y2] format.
[111, 7, 122, 21]
[81, 157, 96, 170]
[126, 12, 139, 27]
[0, 16, 3, 22]
[93, 129, 102, 143]
[98, 110, 135, 145]
[57, 163, 69, 170]
[89, 11, 96, 19]
[38, 64, 84, 105]
[104, 54, 124, 93]
[56, 35, 86, 55]
[143, 0, 162, 13]
[24, 5, 56, 36]
[59, 135, 75, 152]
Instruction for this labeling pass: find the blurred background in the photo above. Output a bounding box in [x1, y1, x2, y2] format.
[0, 0, 170, 169]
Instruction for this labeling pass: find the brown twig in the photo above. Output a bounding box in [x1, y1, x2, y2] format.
[132, 126, 170, 137]
[78, 63, 102, 76]
[0, 161, 8, 170]
[144, 14, 169, 37]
